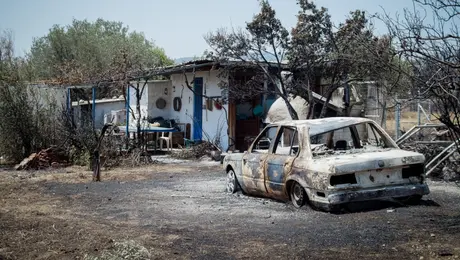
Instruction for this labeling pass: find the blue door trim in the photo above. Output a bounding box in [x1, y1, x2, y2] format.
[193, 78, 203, 140]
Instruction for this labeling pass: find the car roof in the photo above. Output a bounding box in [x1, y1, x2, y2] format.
[271, 117, 374, 136]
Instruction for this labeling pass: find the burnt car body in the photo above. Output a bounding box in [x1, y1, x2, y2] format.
[223, 117, 430, 211]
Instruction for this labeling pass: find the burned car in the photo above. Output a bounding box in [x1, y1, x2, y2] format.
[223, 117, 429, 211]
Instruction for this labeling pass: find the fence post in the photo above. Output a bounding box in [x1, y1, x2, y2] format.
[428, 101, 432, 121]
[417, 89, 421, 125]
[395, 100, 401, 140]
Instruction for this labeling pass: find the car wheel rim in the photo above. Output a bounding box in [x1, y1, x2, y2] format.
[292, 184, 303, 205]
[227, 172, 235, 193]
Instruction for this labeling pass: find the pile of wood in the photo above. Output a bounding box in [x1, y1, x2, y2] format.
[172, 141, 218, 160]
[15, 146, 69, 170]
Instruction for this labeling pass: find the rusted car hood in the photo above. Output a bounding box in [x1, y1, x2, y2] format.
[309, 149, 425, 174]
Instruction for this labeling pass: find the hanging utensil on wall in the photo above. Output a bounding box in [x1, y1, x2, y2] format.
[206, 98, 213, 111]
[214, 98, 222, 110]
[173, 97, 182, 112]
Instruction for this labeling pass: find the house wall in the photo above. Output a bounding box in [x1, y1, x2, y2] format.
[128, 83, 147, 127]
[126, 75, 229, 151]
[95, 101, 125, 128]
[72, 100, 125, 128]
[128, 80, 173, 127]
[29, 85, 67, 116]
[147, 80, 172, 119]
[170, 70, 229, 151]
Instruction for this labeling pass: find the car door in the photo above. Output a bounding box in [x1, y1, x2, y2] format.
[241, 125, 279, 195]
[264, 126, 299, 199]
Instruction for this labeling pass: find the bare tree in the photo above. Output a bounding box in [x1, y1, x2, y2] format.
[205, 1, 405, 120]
[205, 1, 299, 120]
[381, 0, 460, 141]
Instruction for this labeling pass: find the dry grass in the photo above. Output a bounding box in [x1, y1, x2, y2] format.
[384, 111, 441, 136]
[2, 163, 208, 185]
[0, 163, 216, 260]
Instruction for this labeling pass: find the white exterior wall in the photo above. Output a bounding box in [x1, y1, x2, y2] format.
[72, 100, 125, 128]
[127, 73, 229, 151]
[95, 101, 125, 128]
[128, 82, 148, 128]
[148, 80, 172, 118]
[170, 70, 229, 151]
[128, 80, 173, 127]
[31, 86, 67, 109]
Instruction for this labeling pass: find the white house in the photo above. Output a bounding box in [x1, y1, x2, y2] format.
[62, 60, 358, 152]
[124, 59, 359, 152]
[127, 69, 230, 150]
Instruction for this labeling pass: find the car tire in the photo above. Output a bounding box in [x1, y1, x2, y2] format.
[226, 169, 238, 194]
[290, 182, 306, 208]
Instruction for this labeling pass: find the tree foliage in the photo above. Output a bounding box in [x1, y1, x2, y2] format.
[0, 31, 60, 162]
[28, 18, 173, 85]
[27, 19, 175, 154]
[1, 19, 174, 164]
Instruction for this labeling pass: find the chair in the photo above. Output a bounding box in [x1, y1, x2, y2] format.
[158, 132, 173, 151]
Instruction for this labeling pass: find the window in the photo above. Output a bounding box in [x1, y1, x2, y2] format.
[310, 126, 356, 151]
[273, 127, 300, 156]
[356, 123, 394, 148]
[309, 122, 396, 157]
[251, 126, 278, 153]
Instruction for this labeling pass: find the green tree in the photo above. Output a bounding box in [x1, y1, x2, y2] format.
[28, 18, 173, 84]
[0, 31, 59, 161]
[29, 18, 174, 152]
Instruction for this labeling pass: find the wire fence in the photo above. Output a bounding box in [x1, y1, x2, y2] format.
[365, 98, 438, 140]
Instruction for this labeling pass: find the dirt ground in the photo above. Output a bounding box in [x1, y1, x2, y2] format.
[1, 161, 460, 260]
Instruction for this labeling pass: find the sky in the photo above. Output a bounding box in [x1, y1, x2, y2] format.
[0, 0, 416, 59]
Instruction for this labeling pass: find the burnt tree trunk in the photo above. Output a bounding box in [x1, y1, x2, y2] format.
[92, 123, 113, 182]
[306, 87, 315, 119]
[318, 90, 333, 119]
[318, 85, 341, 119]
[135, 84, 142, 147]
[380, 100, 387, 128]
[281, 95, 299, 120]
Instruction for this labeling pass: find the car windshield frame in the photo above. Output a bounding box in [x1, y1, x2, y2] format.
[309, 121, 397, 156]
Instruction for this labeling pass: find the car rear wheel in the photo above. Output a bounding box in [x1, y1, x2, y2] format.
[226, 170, 238, 193]
[290, 182, 306, 208]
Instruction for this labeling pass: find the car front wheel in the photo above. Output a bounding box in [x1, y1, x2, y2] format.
[290, 182, 306, 208]
[226, 170, 238, 193]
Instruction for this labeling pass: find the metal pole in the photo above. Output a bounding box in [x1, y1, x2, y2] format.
[395, 101, 401, 140]
[66, 87, 71, 113]
[126, 85, 130, 141]
[417, 89, 421, 125]
[92, 86, 96, 126]
[428, 101, 432, 121]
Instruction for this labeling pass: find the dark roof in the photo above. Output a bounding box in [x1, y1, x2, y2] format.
[156, 59, 290, 75]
